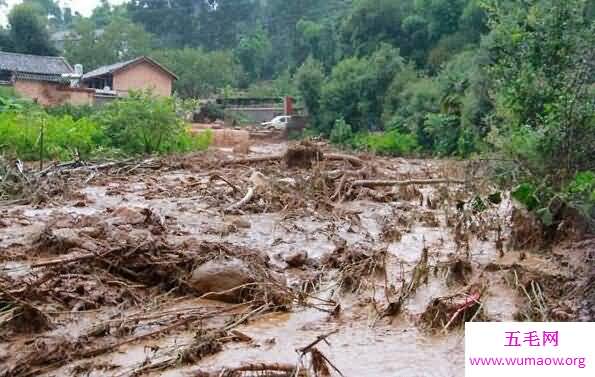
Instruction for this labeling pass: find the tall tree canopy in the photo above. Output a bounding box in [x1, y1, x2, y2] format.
[7, 3, 57, 56]
[65, 17, 153, 71]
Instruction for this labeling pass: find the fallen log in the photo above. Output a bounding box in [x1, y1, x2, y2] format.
[325, 153, 364, 168]
[219, 146, 364, 169]
[351, 178, 467, 188]
[221, 363, 302, 376]
[220, 154, 284, 166]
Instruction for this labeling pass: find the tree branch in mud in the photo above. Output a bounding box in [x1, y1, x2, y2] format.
[297, 329, 339, 355]
[324, 153, 364, 168]
[295, 329, 345, 377]
[218, 146, 364, 169]
[221, 363, 303, 376]
[209, 173, 241, 193]
[351, 178, 468, 188]
[224, 171, 268, 213]
[225, 186, 256, 213]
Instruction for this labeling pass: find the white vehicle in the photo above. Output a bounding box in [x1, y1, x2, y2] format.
[261, 115, 291, 129]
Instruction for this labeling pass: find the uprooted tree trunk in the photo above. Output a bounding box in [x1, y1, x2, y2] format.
[220, 143, 364, 169]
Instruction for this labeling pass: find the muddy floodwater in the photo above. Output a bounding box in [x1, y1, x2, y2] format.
[1, 141, 593, 377]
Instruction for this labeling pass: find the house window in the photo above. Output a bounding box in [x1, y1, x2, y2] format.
[88, 76, 113, 90]
[0, 70, 12, 83]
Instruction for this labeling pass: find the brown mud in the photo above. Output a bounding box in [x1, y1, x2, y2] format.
[1, 141, 593, 377]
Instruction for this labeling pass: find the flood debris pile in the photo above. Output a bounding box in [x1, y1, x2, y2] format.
[0, 205, 294, 376]
[419, 285, 485, 331]
[1, 140, 592, 376]
[321, 242, 386, 293]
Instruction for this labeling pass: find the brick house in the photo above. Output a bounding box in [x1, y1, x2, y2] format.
[81, 56, 177, 98]
[0, 51, 94, 106]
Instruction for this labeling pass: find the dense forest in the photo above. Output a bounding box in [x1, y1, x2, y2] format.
[0, 0, 594, 222]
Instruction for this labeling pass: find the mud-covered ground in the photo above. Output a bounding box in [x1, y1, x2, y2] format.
[1, 141, 593, 377]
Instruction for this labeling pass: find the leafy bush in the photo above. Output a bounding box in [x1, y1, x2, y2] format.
[354, 130, 419, 156]
[511, 183, 540, 211]
[198, 102, 225, 122]
[0, 111, 104, 160]
[46, 104, 96, 120]
[295, 57, 325, 127]
[329, 118, 353, 145]
[95, 91, 209, 155]
[0, 96, 23, 112]
[485, 0, 595, 186]
[0, 87, 31, 112]
[383, 76, 441, 149]
[320, 44, 404, 133]
[166, 128, 213, 153]
[564, 171, 595, 219]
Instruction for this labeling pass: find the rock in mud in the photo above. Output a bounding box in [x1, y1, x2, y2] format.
[283, 250, 308, 268]
[109, 207, 146, 225]
[231, 218, 251, 229]
[189, 258, 255, 303]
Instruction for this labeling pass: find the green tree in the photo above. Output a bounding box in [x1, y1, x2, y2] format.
[65, 17, 154, 71]
[89, 0, 117, 27]
[0, 26, 13, 52]
[413, 0, 467, 41]
[340, 0, 408, 57]
[234, 25, 272, 82]
[320, 44, 404, 133]
[152, 48, 241, 98]
[95, 90, 187, 155]
[127, 0, 199, 48]
[23, 0, 61, 18]
[295, 19, 338, 70]
[7, 3, 57, 56]
[485, 0, 595, 185]
[295, 57, 325, 127]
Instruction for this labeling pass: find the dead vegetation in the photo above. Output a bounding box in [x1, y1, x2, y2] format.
[1, 140, 592, 376]
[419, 284, 485, 332]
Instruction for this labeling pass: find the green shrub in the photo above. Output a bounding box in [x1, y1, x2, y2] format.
[166, 128, 213, 153]
[0, 87, 30, 112]
[511, 183, 541, 211]
[329, 118, 353, 145]
[354, 129, 419, 156]
[565, 171, 595, 219]
[95, 91, 208, 155]
[194, 102, 225, 122]
[46, 104, 96, 120]
[0, 111, 104, 160]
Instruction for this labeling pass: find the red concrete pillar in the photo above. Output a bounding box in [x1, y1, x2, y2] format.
[284, 96, 294, 115]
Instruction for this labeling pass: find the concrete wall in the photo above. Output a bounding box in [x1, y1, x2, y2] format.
[14, 80, 94, 106]
[226, 107, 284, 124]
[113, 61, 173, 97]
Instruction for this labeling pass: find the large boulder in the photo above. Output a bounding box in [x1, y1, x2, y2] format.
[189, 258, 255, 303]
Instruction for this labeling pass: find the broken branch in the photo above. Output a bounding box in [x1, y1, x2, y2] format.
[351, 178, 467, 188]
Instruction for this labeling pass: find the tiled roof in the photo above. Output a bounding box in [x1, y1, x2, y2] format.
[0, 51, 73, 76]
[82, 58, 138, 80]
[82, 56, 177, 80]
[14, 72, 71, 83]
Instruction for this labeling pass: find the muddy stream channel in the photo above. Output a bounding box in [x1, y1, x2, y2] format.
[1, 141, 592, 377]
